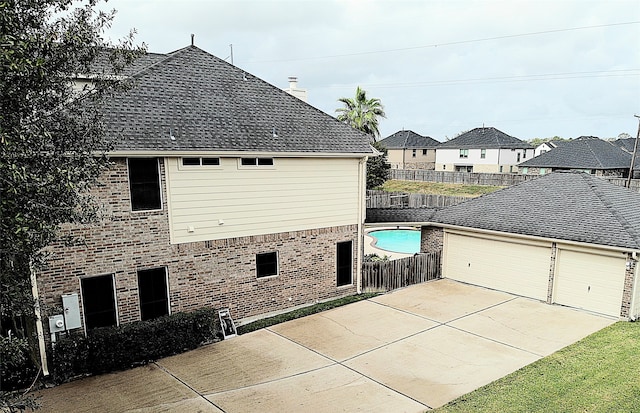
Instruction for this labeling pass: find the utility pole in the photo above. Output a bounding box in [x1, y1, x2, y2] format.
[626, 115, 640, 189]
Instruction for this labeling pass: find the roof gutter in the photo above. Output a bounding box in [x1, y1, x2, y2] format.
[365, 221, 640, 254]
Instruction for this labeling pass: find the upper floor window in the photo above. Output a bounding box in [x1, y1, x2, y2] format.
[182, 157, 220, 167]
[459, 149, 469, 159]
[517, 152, 521, 162]
[412, 149, 416, 158]
[422, 149, 428, 155]
[240, 157, 274, 167]
[128, 158, 161, 211]
[522, 150, 527, 159]
[480, 149, 486, 159]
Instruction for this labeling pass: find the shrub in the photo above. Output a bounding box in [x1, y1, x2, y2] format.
[0, 336, 39, 391]
[51, 307, 219, 383]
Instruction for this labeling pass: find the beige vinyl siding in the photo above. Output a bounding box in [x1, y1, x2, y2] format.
[165, 157, 361, 244]
[553, 247, 627, 317]
[443, 231, 551, 301]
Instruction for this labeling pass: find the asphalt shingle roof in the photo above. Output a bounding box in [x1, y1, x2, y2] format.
[432, 171, 640, 249]
[437, 127, 532, 149]
[366, 208, 439, 224]
[378, 130, 440, 149]
[100, 46, 373, 154]
[612, 138, 637, 154]
[520, 136, 632, 169]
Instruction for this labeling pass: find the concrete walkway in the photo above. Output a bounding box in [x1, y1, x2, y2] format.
[34, 279, 615, 412]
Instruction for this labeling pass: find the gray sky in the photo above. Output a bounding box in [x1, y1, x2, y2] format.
[100, 0, 640, 142]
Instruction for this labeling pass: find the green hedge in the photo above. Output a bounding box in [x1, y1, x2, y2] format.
[0, 336, 39, 391]
[51, 307, 219, 383]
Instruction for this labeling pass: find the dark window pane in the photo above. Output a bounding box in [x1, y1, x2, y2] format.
[257, 158, 274, 166]
[81, 275, 116, 330]
[202, 158, 220, 166]
[182, 158, 201, 166]
[138, 268, 169, 321]
[337, 241, 353, 286]
[241, 158, 256, 166]
[256, 252, 278, 278]
[128, 158, 161, 211]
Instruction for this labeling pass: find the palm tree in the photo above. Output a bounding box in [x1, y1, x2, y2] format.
[335, 86, 386, 141]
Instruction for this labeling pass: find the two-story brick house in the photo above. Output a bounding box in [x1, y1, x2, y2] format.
[37, 45, 373, 335]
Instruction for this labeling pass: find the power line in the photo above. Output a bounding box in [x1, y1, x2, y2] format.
[243, 21, 640, 64]
[324, 69, 640, 90]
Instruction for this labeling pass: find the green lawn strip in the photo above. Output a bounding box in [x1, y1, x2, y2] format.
[236, 293, 380, 335]
[434, 321, 640, 413]
[378, 180, 503, 197]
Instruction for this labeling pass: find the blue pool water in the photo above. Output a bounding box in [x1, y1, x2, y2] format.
[370, 229, 420, 254]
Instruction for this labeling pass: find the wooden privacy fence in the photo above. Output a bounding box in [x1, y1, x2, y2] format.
[366, 190, 467, 208]
[390, 169, 536, 186]
[362, 252, 441, 293]
[389, 169, 640, 192]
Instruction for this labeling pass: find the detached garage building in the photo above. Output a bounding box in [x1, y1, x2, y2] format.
[424, 171, 640, 319]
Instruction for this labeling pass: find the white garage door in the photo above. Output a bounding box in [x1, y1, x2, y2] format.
[553, 248, 626, 317]
[444, 232, 551, 301]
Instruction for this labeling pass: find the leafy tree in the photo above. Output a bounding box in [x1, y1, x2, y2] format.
[1, 0, 142, 406]
[367, 141, 391, 189]
[335, 87, 389, 188]
[528, 136, 570, 146]
[336, 86, 386, 141]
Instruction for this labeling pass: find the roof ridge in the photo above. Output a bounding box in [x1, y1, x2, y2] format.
[583, 174, 640, 247]
[128, 45, 199, 78]
[582, 139, 605, 168]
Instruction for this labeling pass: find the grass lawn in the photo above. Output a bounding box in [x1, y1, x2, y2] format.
[379, 180, 503, 197]
[434, 321, 640, 413]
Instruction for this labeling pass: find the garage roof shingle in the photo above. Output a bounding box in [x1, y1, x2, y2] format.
[432, 171, 640, 249]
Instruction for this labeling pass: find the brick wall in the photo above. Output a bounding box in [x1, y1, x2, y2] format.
[420, 226, 443, 253]
[38, 158, 359, 332]
[620, 253, 637, 319]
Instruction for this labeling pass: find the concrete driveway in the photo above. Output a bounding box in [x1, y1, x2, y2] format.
[34, 279, 615, 412]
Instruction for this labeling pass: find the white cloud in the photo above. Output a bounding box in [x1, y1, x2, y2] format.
[100, 0, 640, 140]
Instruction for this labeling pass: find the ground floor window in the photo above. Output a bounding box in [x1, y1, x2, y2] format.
[256, 251, 278, 278]
[138, 267, 169, 321]
[337, 241, 353, 286]
[81, 274, 117, 330]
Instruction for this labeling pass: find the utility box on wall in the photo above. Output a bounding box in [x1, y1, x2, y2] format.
[62, 293, 81, 330]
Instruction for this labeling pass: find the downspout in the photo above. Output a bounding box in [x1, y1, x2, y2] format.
[30, 263, 49, 376]
[356, 156, 367, 294]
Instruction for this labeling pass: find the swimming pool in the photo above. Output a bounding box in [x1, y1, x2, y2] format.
[369, 229, 420, 254]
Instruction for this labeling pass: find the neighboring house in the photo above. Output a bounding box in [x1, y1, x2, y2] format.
[519, 136, 635, 177]
[378, 130, 440, 169]
[37, 45, 373, 337]
[434, 127, 533, 173]
[612, 137, 637, 154]
[533, 140, 570, 157]
[367, 171, 640, 319]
